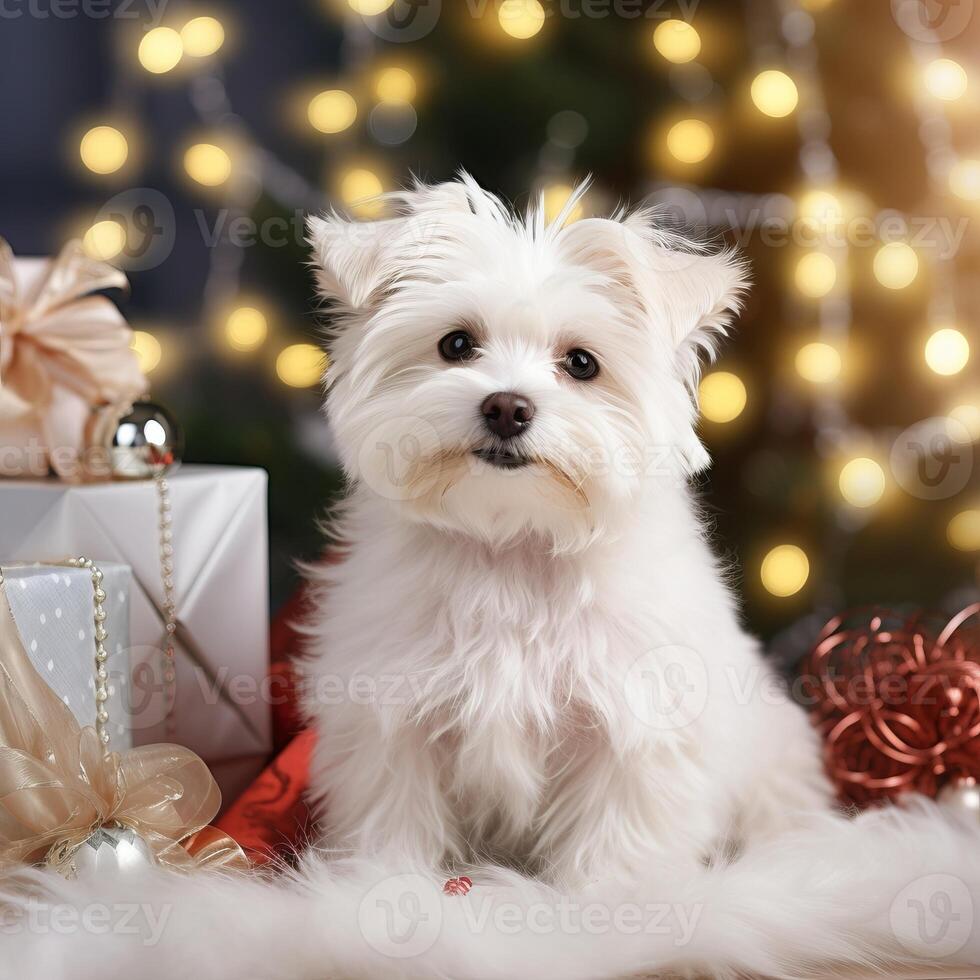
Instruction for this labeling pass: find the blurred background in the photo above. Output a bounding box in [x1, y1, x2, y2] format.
[1, 0, 978, 645]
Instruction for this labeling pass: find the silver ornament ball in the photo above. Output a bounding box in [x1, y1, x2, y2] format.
[45, 822, 157, 879]
[89, 399, 183, 481]
[938, 778, 980, 819]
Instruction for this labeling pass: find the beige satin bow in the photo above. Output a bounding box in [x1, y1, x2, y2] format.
[0, 238, 147, 479]
[0, 578, 247, 874]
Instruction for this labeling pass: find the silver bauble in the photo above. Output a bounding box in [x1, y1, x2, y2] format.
[87, 399, 183, 481]
[44, 822, 157, 879]
[938, 778, 980, 820]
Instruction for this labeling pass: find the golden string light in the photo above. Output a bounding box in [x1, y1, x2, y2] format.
[795, 341, 842, 384]
[225, 307, 269, 352]
[948, 510, 980, 551]
[794, 252, 837, 299]
[348, 0, 395, 13]
[665, 118, 714, 164]
[542, 184, 584, 224]
[375, 67, 416, 105]
[338, 167, 384, 215]
[949, 159, 980, 201]
[138, 27, 183, 74]
[498, 0, 546, 39]
[838, 457, 886, 508]
[130, 330, 163, 374]
[181, 16, 225, 58]
[797, 189, 846, 235]
[750, 69, 799, 118]
[652, 19, 701, 64]
[761, 545, 810, 597]
[925, 327, 970, 376]
[308, 90, 358, 134]
[79, 126, 129, 175]
[183, 143, 233, 186]
[699, 371, 747, 424]
[923, 58, 968, 102]
[82, 220, 126, 261]
[276, 344, 326, 387]
[949, 403, 980, 442]
[873, 242, 918, 290]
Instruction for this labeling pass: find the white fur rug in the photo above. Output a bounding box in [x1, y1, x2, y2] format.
[1, 799, 978, 979]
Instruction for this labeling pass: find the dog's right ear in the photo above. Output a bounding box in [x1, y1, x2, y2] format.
[306, 213, 405, 313]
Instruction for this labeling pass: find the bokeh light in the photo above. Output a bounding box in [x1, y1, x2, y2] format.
[873, 242, 918, 290]
[795, 341, 842, 383]
[498, 0, 546, 39]
[338, 167, 385, 215]
[949, 159, 980, 201]
[925, 328, 970, 376]
[542, 183, 584, 224]
[699, 371, 747, 423]
[797, 189, 845, 234]
[750, 70, 799, 118]
[948, 510, 980, 551]
[138, 27, 183, 74]
[82, 219, 127, 261]
[665, 118, 714, 164]
[652, 19, 701, 64]
[794, 252, 837, 298]
[839, 457, 886, 508]
[375, 67, 416, 104]
[131, 330, 162, 374]
[348, 0, 395, 12]
[79, 126, 129, 175]
[924, 58, 968, 101]
[225, 307, 269, 352]
[183, 143, 233, 186]
[308, 90, 358, 134]
[761, 545, 810, 597]
[949, 403, 980, 443]
[180, 16, 225, 58]
[276, 344, 326, 387]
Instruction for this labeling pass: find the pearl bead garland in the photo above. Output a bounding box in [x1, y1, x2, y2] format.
[157, 475, 177, 738]
[61, 557, 112, 748]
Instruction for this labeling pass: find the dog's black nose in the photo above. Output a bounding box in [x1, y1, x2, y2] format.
[481, 392, 535, 440]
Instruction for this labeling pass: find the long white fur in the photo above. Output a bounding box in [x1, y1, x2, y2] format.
[2, 177, 978, 977]
[1, 800, 978, 978]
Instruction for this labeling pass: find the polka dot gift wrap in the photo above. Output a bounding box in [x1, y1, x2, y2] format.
[1, 563, 132, 750]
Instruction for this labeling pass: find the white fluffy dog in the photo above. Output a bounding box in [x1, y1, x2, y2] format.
[5, 178, 980, 980]
[301, 175, 834, 885]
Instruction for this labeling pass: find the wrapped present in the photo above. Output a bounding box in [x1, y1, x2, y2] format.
[0, 238, 146, 480]
[0, 465, 272, 798]
[0, 561, 132, 750]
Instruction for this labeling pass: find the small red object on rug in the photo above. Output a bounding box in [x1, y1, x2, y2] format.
[443, 876, 473, 896]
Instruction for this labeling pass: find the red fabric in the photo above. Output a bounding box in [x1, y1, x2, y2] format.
[269, 584, 315, 751]
[215, 728, 316, 865]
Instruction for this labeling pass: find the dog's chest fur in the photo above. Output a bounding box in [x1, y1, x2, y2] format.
[311, 497, 722, 859]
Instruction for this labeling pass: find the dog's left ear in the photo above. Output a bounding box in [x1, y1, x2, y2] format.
[559, 215, 749, 384]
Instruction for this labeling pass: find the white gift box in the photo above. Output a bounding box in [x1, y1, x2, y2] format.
[1, 562, 133, 749]
[0, 465, 271, 798]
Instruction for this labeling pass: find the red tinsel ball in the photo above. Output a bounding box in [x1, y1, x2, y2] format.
[802, 603, 980, 806]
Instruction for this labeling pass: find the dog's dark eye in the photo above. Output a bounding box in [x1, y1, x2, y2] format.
[438, 330, 476, 362]
[563, 349, 599, 381]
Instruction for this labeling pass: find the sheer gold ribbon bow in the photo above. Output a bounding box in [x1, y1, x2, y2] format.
[0, 579, 247, 874]
[0, 238, 146, 479]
